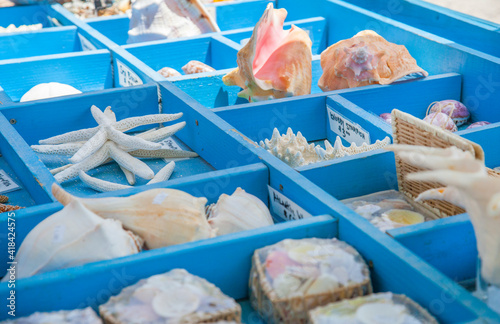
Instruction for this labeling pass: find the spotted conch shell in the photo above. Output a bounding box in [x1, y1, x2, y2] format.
[1, 200, 142, 280]
[52, 184, 216, 250]
[387, 145, 500, 286]
[318, 30, 428, 91]
[207, 187, 274, 235]
[222, 3, 312, 102]
[260, 128, 391, 167]
[127, 0, 220, 44]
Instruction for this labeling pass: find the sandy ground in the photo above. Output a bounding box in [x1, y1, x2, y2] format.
[422, 0, 500, 24]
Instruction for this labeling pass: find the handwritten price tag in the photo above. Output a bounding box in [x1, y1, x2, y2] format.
[157, 137, 193, 162]
[327, 106, 370, 146]
[268, 186, 312, 221]
[117, 60, 143, 87]
[0, 170, 20, 194]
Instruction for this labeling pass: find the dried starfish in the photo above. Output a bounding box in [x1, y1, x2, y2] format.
[78, 161, 176, 192]
[32, 106, 196, 184]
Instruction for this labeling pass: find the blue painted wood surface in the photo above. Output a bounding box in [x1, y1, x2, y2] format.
[0, 26, 83, 60]
[124, 35, 238, 76]
[388, 213, 478, 283]
[0, 5, 57, 28]
[0, 50, 113, 102]
[340, 0, 500, 57]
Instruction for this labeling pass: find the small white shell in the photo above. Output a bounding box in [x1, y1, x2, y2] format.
[305, 274, 340, 295]
[356, 303, 406, 324]
[208, 187, 274, 235]
[273, 273, 303, 298]
[20, 82, 82, 102]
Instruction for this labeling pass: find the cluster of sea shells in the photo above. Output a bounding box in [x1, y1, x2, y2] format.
[0, 23, 42, 33]
[99, 269, 241, 323]
[62, 0, 131, 19]
[260, 128, 391, 168]
[2, 185, 273, 280]
[342, 190, 427, 232]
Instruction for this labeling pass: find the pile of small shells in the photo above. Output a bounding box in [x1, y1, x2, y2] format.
[0, 23, 43, 33]
[62, 0, 130, 19]
[1, 307, 102, 324]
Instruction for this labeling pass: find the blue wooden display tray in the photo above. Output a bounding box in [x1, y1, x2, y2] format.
[1, 0, 500, 322]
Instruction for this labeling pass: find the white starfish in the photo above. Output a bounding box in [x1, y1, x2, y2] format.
[78, 161, 176, 192]
[33, 106, 196, 184]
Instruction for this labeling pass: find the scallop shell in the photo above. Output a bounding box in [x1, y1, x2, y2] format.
[222, 3, 312, 102]
[1, 200, 142, 280]
[318, 30, 428, 91]
[20, 82, 82, 102]
[127, 0, 220, 44]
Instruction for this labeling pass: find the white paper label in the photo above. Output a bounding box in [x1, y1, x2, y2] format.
[327, 106, 370, 146]
[152, 192, 168, 205]
[78, 33, 97, 51]
[268, 186, 312, 221]
[52, 225, 65, 244]
[158, 137, 193, 163]
[0, 170, 20, 194]
[117, 60, 143, 87]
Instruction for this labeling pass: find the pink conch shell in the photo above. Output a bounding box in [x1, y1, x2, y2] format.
[318, 30, 428, 91]
[222, 3, 312, 102]
[182, 60, 216, 74]
[265, 250, 299, 279]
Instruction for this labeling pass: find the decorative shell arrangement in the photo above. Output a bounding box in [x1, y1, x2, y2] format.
[20, 82, 82, 102]
[342, 190, 428, 232]
[1, 199, 143, 281]
[127, 0, 220, 44]
[0, 307, 102, 324]
[99, 269, 241, 323]
[250, 238, 372, 323]
[223, 3, 312, 102]
[260, 128, 391, 168]
[308, 292, 438, 324]
[32, 105, 198, 192]
[318, 30, 428, 91]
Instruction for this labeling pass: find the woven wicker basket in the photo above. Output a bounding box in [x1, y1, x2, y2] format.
[391, 109, 499, 219]
[249, 249, 372, 324]
[99, 305, 241, 324]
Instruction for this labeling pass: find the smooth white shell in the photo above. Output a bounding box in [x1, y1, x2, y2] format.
[208, 187, 274, 235]
[152, 288, 200, 318]
[20, 82, 82, 102]
[2, 200, 141, 280]
[356, 303, 406, 324]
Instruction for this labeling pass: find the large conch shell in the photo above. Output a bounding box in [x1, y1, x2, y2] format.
[222, 3, 312, 102]
[207, 187, 274, 235]
[318, 30, 428, 91]
[1, 200, 142, 280]
[52, 184, 216, 250]
[127, 0, 220, 44]
[386, 145, 500, 286]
